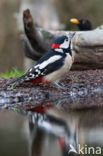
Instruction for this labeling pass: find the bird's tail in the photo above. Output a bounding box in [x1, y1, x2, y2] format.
[5, 75, 26, 89]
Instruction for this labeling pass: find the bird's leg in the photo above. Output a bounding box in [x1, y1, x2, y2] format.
[54, 82, 66, 89]
[4, 82, 19, 91]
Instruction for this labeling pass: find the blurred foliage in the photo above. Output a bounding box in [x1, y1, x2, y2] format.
[0, 0, 24, 73]
[0, 68, 24, 78]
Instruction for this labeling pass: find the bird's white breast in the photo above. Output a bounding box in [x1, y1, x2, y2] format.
[45, 53, 72, 82]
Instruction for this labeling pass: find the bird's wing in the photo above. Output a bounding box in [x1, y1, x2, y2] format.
[25, 50, 64, 80]
[43, 57, 64, 75]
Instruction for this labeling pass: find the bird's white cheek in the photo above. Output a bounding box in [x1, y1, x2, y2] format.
[60, 41, 69, 49]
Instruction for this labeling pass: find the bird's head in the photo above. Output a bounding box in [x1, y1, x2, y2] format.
[70, 18, 92, 31]
[51, 33, 75, 56]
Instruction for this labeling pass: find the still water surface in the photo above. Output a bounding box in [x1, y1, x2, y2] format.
[0, 108, 103, 156]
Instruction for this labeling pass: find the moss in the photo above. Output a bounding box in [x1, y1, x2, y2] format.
[42, 30, 54, 39]
[0, 68, 24, 78]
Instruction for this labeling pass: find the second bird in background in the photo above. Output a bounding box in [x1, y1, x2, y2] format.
[70, 18, 92, 31]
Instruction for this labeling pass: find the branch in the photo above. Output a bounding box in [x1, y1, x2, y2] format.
[23, 9, 49, 60]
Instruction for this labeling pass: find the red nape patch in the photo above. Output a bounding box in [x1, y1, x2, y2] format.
[27, 105, 53, 113]
[51, 43, 60, 49]
[29, 77, 50, 84]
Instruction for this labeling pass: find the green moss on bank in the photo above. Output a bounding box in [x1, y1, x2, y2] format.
[0, 68, 24, 78]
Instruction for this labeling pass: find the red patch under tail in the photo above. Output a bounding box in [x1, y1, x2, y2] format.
[58, 137, 66, 149]
[29, 77, 50, 84]
[27, 105, 53, 113]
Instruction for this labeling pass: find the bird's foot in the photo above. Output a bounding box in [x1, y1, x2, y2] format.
[4, 82, 19, 91]
[54, 82, 67, 89]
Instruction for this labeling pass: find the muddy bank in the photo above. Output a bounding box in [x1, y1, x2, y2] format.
[0, 70, 103, 111]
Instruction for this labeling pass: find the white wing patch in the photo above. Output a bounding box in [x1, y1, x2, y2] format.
[29, 73, 35, 78]
[55, 48, 63, 53]
[35, 55, 62, 70]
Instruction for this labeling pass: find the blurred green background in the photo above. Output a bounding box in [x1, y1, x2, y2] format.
[0, 0, 103, 73]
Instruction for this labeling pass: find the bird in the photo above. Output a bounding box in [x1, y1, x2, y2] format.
[5, 33, 75, 89]
[70, 18, 92, 31]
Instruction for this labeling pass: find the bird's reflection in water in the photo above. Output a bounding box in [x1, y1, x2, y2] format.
[27, 107, 79, 156]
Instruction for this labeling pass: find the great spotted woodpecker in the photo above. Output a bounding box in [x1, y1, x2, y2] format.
[5, 33, 75, 89]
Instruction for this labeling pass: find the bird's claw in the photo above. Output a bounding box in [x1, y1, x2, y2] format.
[54, 82, 67, 89]
[4, 82, 19, 90]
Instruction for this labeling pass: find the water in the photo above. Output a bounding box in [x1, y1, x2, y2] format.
[0, 110, 29, 156]
[0, 108, 103, 156]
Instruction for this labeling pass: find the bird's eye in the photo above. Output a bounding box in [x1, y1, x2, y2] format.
[66, 39, 68, 41]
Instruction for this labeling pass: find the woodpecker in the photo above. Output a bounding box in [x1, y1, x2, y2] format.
[5, 33, 75, 89]
[70, 18, 92, 31]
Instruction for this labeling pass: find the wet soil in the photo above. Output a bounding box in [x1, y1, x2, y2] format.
[0, 70, 103, 111]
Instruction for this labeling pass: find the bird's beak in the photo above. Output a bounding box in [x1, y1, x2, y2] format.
[70, 18, 80, 24]
[68, 32, 76, 40]
[51, 43, 60, 49]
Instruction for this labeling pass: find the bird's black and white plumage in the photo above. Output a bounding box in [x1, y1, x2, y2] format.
[70, 18, 92, 31]
[5, 33, 75, 88]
